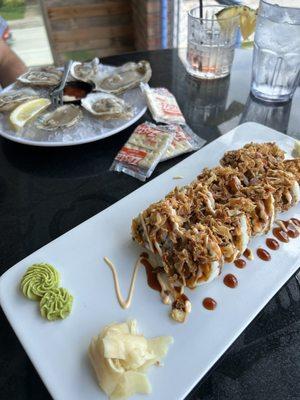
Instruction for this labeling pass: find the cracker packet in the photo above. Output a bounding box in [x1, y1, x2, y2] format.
[141, 83, 186, 125]
[110, 122, 174, 181]
[161, 124, 206, 161]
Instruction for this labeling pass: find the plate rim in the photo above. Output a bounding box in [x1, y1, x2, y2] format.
[0, 105, 147, 147]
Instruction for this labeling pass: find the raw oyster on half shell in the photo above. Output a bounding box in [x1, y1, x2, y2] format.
[35, 105, 82, 130]
[70, 58, 100, 83]
[18, 66, 62, 86]
[0, 88, 38, 111]
[81, 92, 133, 120]
[95, 60, 152, 94]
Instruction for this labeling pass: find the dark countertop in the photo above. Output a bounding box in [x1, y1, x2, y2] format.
[1, 48, 300, 400]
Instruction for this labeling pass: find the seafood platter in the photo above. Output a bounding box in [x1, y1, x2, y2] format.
[0, 59, 151, 146]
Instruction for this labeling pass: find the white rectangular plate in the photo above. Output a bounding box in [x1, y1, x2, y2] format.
[1, 122, 300, 400]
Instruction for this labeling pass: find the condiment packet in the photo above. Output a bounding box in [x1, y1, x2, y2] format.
[110, 122, 174, 181]
[141, 83, 186, 125]
[161, 124, 206, 161]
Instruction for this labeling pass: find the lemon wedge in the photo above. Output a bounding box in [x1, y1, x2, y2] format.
[216, 5, 257, 40]
[216, 5, 240, 21]
[10, 98, 51, 130]
[240, 6, 257, 40]
[215, 5, 240, 32]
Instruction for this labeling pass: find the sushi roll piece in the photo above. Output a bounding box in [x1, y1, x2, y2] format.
[160, 223, 223, 288]
[284, 159, 300, 183]
[131, 184, 215, 254]
[220, 142, 285, 179]
[197, 165, 276, 236]
[263, 169, 300, 212]
[201, 207, 251, 263]
[196, 166, 246, 202]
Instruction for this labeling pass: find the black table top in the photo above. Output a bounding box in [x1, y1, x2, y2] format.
[1, 48, 300, 400]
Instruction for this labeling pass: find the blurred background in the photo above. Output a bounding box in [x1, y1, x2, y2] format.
[0, 0, 261, 67]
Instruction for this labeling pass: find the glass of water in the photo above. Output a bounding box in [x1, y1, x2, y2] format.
[186, 6, 240, 80]
[251, 0, 300, 102]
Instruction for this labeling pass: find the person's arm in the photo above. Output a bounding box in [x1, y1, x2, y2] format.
[0, 39, 27, 87]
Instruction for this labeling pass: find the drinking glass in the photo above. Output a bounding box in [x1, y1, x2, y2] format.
[251, 0, 300, 102]
[186, 6, 240, 80]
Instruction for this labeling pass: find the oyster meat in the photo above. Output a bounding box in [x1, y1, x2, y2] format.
[70, 58, 100, 83]
[35, 105, 82, 130]
[18, 66, 62, 86]
[0, 88, 38, 111]
[95, 60, 152, 94]
[81, 92, 133, 120]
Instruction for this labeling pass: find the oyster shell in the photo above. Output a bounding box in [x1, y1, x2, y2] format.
[0, 88, 38, 111]
[94, 60, 152, 94]
[81, 92, 133, 120]
[70, 58, 100, 83]
[18, 66, 62, 86]
[35, 105, 82, 130]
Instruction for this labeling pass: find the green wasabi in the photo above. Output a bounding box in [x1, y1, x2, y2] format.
[20, 263, 60, 300]
[40, 287, 73, 320]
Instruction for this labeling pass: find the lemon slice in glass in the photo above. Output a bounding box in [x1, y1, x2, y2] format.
[10, 98, 51, 130]
[216, 6, 257, 41]
[240, 7, 257, 40]
[216, 5, 240, 20]
[216, 5, 240, 31]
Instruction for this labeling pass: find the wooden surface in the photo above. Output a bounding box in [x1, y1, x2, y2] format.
[47, 2, 131, 20]
[39, 0, 135, 65]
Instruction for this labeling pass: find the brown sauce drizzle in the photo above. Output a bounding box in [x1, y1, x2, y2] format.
[266, 238, 279, 250]
[140, 257, 161, 292]
[223, 274, 238, 288]
[202, 297, 217, 310]
[176, 293, 189, 303]
[257, 248, 271, 261]
[273, 227, 289, 243]
[171, 293, 190, 312]
[234, 258, 246, 269]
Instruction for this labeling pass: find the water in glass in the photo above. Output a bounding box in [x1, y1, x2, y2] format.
[251, 0, 300, 102]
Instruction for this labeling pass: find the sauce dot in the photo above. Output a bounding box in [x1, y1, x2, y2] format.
[243, 248, 254, 260]
[284, 221, 300, 238]
[202, 297, 217, 310]
[266, 238, 279, 250]
[290, 218, 300, 227]
[273, 227, 289, 243]
[234, 258, 246, 269]
[257, 248, 271, 261]
[223, 274, 238, 288]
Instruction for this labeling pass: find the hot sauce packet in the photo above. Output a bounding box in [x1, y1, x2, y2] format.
[110, 122, 174, 181]
[141, 83, 186, 125]
[161, 124, 206, 161]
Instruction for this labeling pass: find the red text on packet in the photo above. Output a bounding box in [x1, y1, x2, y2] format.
[115, 146, 147, 166]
